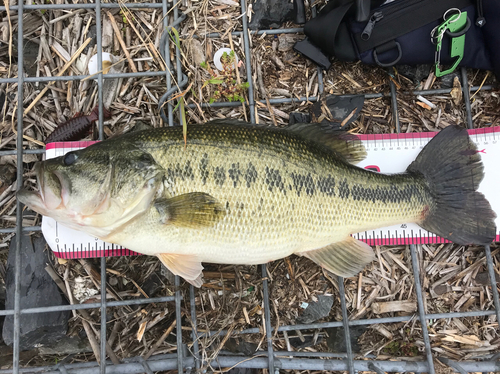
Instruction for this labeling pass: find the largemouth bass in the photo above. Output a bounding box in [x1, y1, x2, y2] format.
[18, 121, 496, 286]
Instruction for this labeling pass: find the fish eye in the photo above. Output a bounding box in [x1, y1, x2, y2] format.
[63, 152, 78, 166]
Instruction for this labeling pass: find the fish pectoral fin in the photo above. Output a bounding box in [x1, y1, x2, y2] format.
[156, 253, 204, 287]
[298, 237, 375, 278]
[154, 192, 225, 228]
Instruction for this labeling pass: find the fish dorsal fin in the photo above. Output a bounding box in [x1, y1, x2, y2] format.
[285, 123, 367, 164]
[154, 192, 225, 228]
[298, 237, 375, 278]
[203, 119, 366, 164]
[157, 253, 204, 287]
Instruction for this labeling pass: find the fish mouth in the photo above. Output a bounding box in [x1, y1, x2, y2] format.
[17, 162, 64, 215]
[17, 162, 44, 213]
[35, 162, 46, 202]
[52, 169, 71, 208]
[17, 187, 46, 216]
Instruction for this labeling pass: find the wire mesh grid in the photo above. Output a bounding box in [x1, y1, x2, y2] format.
[0, 0, 499, 373]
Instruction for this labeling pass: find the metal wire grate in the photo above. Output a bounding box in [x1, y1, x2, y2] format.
[0, 0, 499, 373]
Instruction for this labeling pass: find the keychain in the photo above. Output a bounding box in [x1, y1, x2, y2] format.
[432, 9, 469, 77]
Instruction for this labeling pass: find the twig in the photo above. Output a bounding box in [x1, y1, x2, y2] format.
[43, 65, 63, 119]
[10, 104, 45, 146]
[470, 71, 490, 100]
[24, 37, 92, 117]
[67, 71, 73, 104]
[456, 248, 500, 280]
[372, 300, 417, 314]
[284, 257, 295, 281]
[143, 319, 177, 359]
[87, 320, 121, 364]
[272, 299, 280, 340]
[49, 9, 85, 24]
[79, 259, 133, 312]
[282, 330, 293, 353]
[357, 272, 363, 310]
[106, 11, 137, 73]
[3, 0, 12, 78]
[256, 59, 267, 99]
[118, 4, 166, 71]
[107, 321, 121, 348]
[40, 33, 58, 73]
[54, 0, 63, 40]
[106, 268, 152, 301]
[265, 98, 278, 127]
[208, 323, 236, 371]
[81, 318, 102, 362]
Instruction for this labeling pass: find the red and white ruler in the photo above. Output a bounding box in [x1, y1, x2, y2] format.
[42, 128, 500, 259]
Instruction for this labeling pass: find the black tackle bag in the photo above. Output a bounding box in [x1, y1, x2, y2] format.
[295, 0, 500, 79]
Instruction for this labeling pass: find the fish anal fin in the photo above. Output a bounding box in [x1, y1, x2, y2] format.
[155, 192, 225, 228]
[156, 253, 204, 287]
[298, 237, 375, 278]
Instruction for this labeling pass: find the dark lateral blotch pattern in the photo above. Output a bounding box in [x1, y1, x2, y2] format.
[265, 167, 286, 194]
[317, 175, 336, 196]
[214, 166, 226, 186]
[228, 163, 242, 188]
[167, 161, 195, 183]
[245, 163, 258, 188]
[200, 153, 209, 185]
[290, 172, 316, 197]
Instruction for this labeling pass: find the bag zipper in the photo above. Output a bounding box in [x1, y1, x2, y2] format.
[355, 0, 473, 52]
[359, 0, 425, 40]
[361, 12, 384, 40]
[476, 0, 485, 27]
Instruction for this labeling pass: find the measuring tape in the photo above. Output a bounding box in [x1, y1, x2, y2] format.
[42, 127, 500, 259]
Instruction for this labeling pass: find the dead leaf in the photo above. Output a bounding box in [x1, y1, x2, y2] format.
[450, 76, 463, 106]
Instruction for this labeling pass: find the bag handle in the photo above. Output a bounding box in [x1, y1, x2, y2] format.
[355, 0, 371, 22]
[303, 2, 354, 56]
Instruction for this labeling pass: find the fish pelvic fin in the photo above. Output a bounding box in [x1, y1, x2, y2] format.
[407, 125, 496, 245]
[297, 237, 375, 278]
[154, 192, 225, 228]
[157, 253, 204, 287]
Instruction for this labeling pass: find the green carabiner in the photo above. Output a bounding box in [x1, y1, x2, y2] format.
[435, 11, 468, 77]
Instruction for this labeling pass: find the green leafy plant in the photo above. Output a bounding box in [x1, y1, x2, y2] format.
[201, 51, 249, 104]
[168, 28, 188, 146]
[120, 10, 128, 24]
[382, 340, 419, 357]
[169, 27, 182, 51]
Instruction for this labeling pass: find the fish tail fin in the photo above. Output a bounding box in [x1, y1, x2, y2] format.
[407, 125, 496, 245]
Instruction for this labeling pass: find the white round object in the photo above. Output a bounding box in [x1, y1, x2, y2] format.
[213, 48, 238, 72]
[88, 52, 113, 80]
